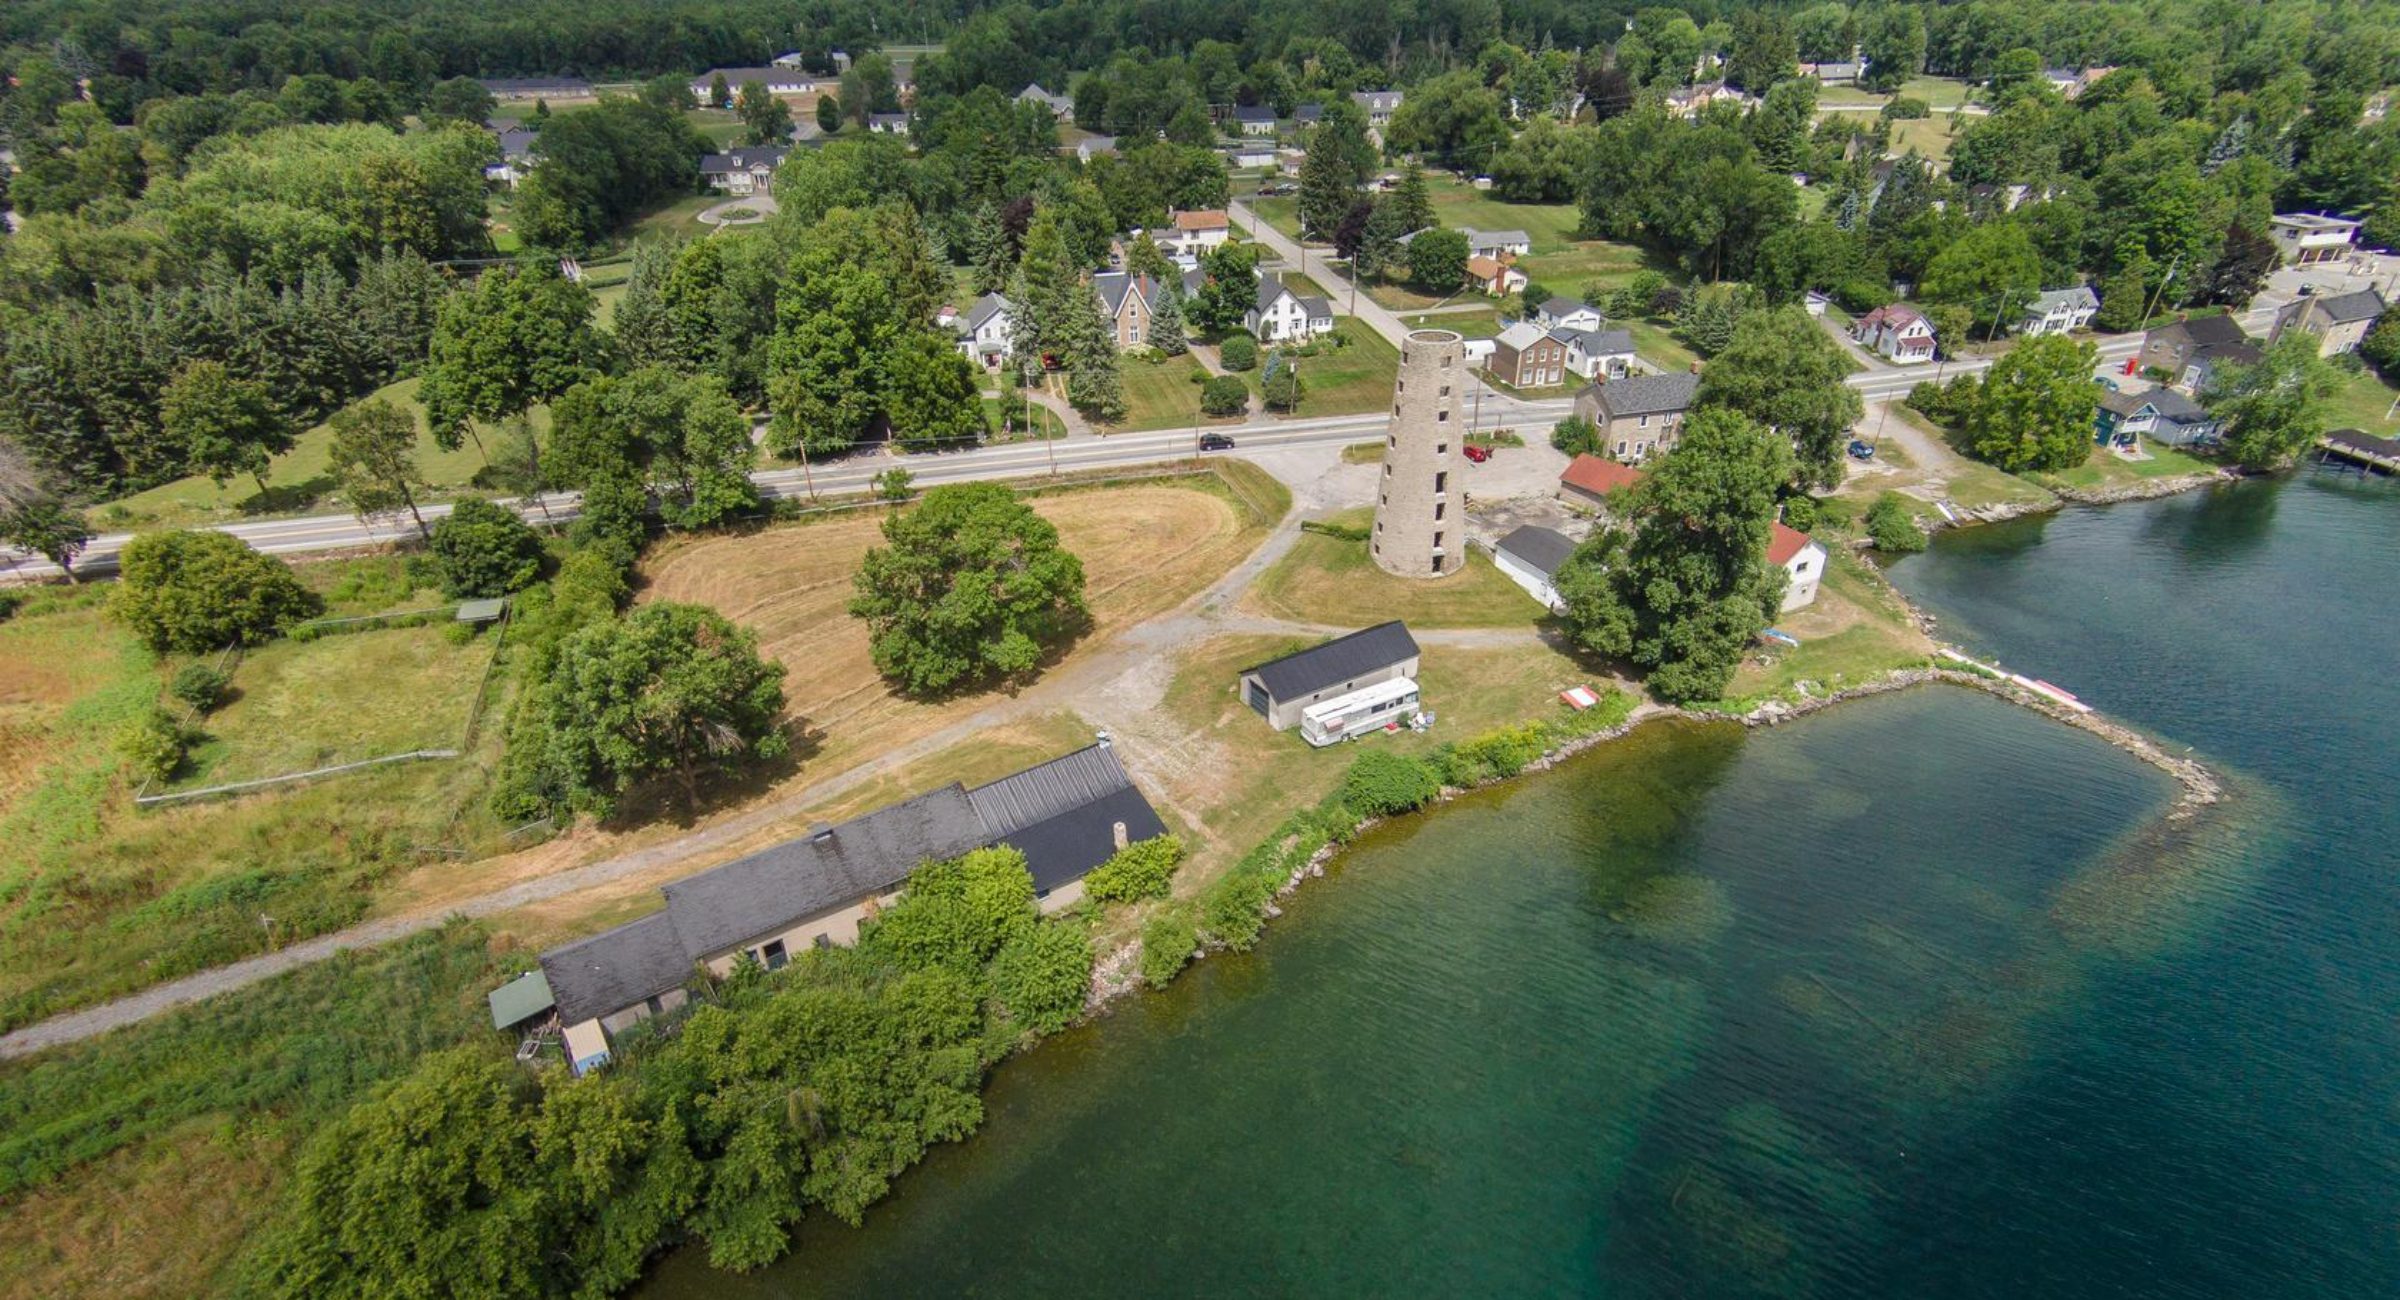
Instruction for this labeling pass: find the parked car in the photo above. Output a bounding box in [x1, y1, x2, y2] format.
[1198, 433, 1237, 451]
[1462, 444, 1491, 463]
[1847, 439, 1875, 460]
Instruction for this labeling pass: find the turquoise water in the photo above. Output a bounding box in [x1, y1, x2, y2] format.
[645, 470, 2400, 1297]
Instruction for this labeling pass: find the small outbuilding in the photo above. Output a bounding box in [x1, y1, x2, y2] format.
[486, 969, 555, 1032]
[1490, 525, 1578, 611]
[1239, 621, 1421, 732]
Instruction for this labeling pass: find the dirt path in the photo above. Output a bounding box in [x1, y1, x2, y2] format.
[0, 510, 1320, 1060]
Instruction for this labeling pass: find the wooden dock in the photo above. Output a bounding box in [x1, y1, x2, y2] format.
[2318, 429, 2400, 474]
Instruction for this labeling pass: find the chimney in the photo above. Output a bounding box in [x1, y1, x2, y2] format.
[1095, 729, 1113, 749]
[809, 822, 833, 843]
[1112, 820, 1129, 850]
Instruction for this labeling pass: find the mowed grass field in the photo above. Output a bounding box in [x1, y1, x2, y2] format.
[1104, 354, 1225, 431]
[173, 624, 496, 788]
[1240, 507, 1544, 629]
[638, 477, 1278, 784]
[0, 570, 512, 1032]
[97, 375, 528, 531]
[1270, 318, 1401, 416]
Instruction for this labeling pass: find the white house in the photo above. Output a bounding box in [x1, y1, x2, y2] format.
[1557, 327, 1638, 381]
[1461, 227, 1533, 259]
[1247, 273, 1335, 343]
[1534, 297, 1605, 333]
[698, 145, 790, 195]
[2267, 212, 2362, 266]
[1352, 89, 1404, 126]
[1160, 209, 1231, 258]
[1490, 525, 1577, 612]
[1852, 303, 1937, 363]
[2017, 285, 2099, 336]
[1224, 143, 1277, 170]
[1016, 83, 1073, 119]
[955, 292, 1015, 367]
[1232, 105, 1278, 136]
[772, 51, 808, 67]
[1769, 523, 1827, 611]
[1077, 135, 1119, 161]
[691, 67, 815, 105]
[867, 112, 910, 135]
[484, 125, 537, 188]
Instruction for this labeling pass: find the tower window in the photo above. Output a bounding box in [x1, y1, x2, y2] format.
[1434, 502, 1444, 520]
[1434, 471, 1448, 493]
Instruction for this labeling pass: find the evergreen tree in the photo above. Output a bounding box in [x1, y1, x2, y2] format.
[1297, 127, 1359, 241]
[613, 238, 681, 367]
[1390, 164, 1434, 234]
[2203, 117, 2251, 175]
[1150, 284, 1189, 356]
[1058, 278, 1124, 421]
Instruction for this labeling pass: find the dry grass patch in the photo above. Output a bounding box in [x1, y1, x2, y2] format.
[173, 624, 496, 788]
[1724, 549, 1937, 705]
[0, 1124, 282, 1300]
[639, 481, 1267, 790]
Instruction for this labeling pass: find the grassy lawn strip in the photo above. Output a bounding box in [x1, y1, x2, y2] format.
[1272, 318, 1400, 417]
[2032, 441, 2218, 493]
[1402, 307, 1506, 338]
[1721, 548, 1938, 707]
[1103, 353, 1221, 431]
[0, 921, 507, 1297]
[172, 624, 496, 789]
[96, 375, 525, 531]
[2325, 367, 2400, 435]
[1242, 507, 1543, 629]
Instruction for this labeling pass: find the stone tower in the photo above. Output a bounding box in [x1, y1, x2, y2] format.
[1369, 329, 1467, 579]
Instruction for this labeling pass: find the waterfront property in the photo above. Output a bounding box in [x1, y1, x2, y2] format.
[2096, 386, 2220, 448]
[1490, 524, 1578, 611]
[1239, 621, 1423, 733]
[1373, 329, 1467, 577]
[536, 743, 1166, 1073]
[1769, 521, 1827, 611]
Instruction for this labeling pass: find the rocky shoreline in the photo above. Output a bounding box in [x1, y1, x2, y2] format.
[2046, 467, 2239, 506]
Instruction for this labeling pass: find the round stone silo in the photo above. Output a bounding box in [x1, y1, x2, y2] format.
[1369, 329, 1468, 579]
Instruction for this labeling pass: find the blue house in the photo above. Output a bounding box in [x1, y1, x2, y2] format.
[2096, 387, 2220, 448]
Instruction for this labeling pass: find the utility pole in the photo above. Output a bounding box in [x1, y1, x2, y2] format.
[795, 436, 818, 502]
[2140, 255, 2184, 329]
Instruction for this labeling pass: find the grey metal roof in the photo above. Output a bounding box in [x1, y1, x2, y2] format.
[962, 292, 1013, 333]
[487, 970, 554, 1029]
[2156, 315, 2250, 349]
[967, 744, 1140, 839]
[1590, 371, 1699, 418]
[700, 145, 789, 174]
[1241, 621, 1420, 702]
[539, 912, 692, 1026]
[1465, 227, 1532, 247]
[1562, 328, 1635, 356]
[1539, 297, 1586, 318]
[968, 744, 1166, 895]
[697, 67, 812, 85]
[2028, 286, 2098, 312]
[1495, 525, 1578, 579]
[661, 784, 989, 959]
[1234, 105, 1277, 122]
[2312, 288, 2387, 324]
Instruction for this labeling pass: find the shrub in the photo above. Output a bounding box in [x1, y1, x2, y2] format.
[1552, 415, 1602, 457]
[1139, 908, 1198, 988]
[1200, 374, 1249, 416]
[1218, 334, 1259, 371]
[1300, 519, 1371, 542]
[0, 589, 21, 622]
[109, 530, 322, 653]
[990, 922, 1094, 1035]
[1780, 495, 1820, 532]
[1340, 750, 1442, 818]
[170, 662, 231, 714]
[1881, 96, 1930, 121]
[1198, 866, 1277, 951]
[1260, 362, 1302, 412]
[861, 847, 1038, 970]
[1084, 834, 1186, 904]
[1865, 493, 1929, 553]
[876, 467, 916, 501]
[427, 499, 546, 598]
[115, 707, 188, 783]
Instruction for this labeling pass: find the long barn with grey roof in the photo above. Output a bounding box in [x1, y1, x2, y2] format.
[1239, 621, 1422, 731]
[533, 742, 1168, 1072]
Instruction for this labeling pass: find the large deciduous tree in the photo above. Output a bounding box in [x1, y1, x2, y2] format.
[2203, 334, 2343, 470]
[505, 601, 788, 815]
[1557, 410, 1789, 704]
[325, 399, 430, 536]
[0, 497, 95, 581]
[419, 262, 609, 484]
[734, 80, 791, 145]
[1695, 306, 1864, 489]
[109, 530, 321, 652]
[848, 482, 1089, 695]
[159, 360, 290, 495]
[1965, 334, 2101, 472]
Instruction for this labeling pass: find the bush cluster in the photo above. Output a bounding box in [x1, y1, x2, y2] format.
[1865, 493, 1929, 553]
[169, 662, 230, 714]
[1299, 519, 1370, 542]
[1139, 908, 1198, 988]
[1341, 749, 1443, 817]
[1218, 334, 1259, 371]
[1083, 834, 1185, 903]
[1200, 374, 1249, 416]
[114, 707, 189, 784]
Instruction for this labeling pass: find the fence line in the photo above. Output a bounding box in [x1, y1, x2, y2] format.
[457, 603, 513, 749]
[133, 749, 462, 808]
[292, 605, 455, 633]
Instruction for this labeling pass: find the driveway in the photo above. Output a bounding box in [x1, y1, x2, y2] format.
[697, 194, 778, 226]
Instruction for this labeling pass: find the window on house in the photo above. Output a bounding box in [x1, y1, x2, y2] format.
[1440, 385, 1451, 397]
[813, 934, 833, 949]
[1639, 414, 1651, 427]
[762, 940, 789, 970]
[645, 995, 665, 1016]
[1436, 443, 1447, 454]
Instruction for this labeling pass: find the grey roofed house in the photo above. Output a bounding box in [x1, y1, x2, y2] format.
[699, 145, 790, 176]
[1587, 371, 1699, 417]
[490, 125, 538, 161]
[2311, 288, 2389, 324]
[1077, 135, 1118, 158]
[1538, 296, 1586, 320]
[661, 784, 989, 960]
[2029, 285, 2099, 313]
[1353, 89, 1404, 114]
[2158, 313, 2252, 350]
[1234, 104, 1278, 124]
[1494, 525, 1578, 579]
[479, 77, 594, 98]
[1561, 327, 1636, 356]
[961, 291, 1012, 334]
[1094, 270, 1152, 318]
[966, 744, 1165, 895]
[1243, 621, 1422, 703]
[1293, 103, 1324, 124]
[2097, 386, 2207, 421]
[540, 911, 695, 1027]
[1017, 82, 1073, 116]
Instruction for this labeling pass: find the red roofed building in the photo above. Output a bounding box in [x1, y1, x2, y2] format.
[1160, 209, 1231, 257]
[1557, 454, 1646, 509]
[1768, 522, 1827, 610]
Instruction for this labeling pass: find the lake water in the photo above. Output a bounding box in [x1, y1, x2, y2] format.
[645, 470, 2400, 1298]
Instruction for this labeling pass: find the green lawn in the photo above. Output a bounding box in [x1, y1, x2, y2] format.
[1422, 175, 1655, 296]
[174, 623, 497, 788]
[1722, 549, 1936, 707]
[1269, 318, 1401, 417]
[1249, 196, 1302, 240]
[686, 107, 749, 145]
[1401, 307, 1506, 338]
[2325, 367, 2400, 436]
[2032, 441, 2219, 493]
[1625, 319, 1701, 372]
[630, 192, 725, 241]
[1243, 507, 1545, 629]
[96, 376, 524, 531]
[1102, 354, 1224, 431]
